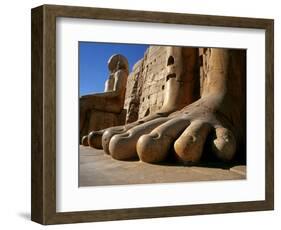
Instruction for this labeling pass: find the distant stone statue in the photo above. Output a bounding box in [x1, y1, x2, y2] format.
[80, 54, 129, 144]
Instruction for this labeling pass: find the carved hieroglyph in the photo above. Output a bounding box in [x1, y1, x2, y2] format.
[85, 47, 246, 164]
[79, 54, 129, 145]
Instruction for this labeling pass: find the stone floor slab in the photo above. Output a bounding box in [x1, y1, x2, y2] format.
[79, 146, 246, 187]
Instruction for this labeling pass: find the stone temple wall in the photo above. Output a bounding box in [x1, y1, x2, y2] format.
[124, 59, 143, 123]
[124, 46, 168, 123]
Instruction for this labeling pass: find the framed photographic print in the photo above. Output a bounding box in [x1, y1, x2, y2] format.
[31, 4, 274, 224]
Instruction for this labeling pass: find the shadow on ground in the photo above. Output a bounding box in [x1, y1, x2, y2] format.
[18, 212, 31, 220]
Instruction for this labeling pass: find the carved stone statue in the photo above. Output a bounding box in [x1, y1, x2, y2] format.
[80, 54, 129, 145]
[86, 47, 246, 164]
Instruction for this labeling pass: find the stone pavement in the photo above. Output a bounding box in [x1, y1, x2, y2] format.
[79, 146, 246, 187]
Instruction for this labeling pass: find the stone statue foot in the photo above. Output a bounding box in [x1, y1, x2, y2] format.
[81, 129, 109, 148]
[87, 130, 105, 149]
[108, 117, 170, 160]
[82, 111, 167, 151]
[89, 112, 167, 153]
[81, 135, 89, 146]
[102, 126, 129, 154]
[108, 96, 237, 163]
[82, 125, 126, 151]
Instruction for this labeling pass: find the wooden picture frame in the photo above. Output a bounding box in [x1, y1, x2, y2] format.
[31, 4, 274, 225]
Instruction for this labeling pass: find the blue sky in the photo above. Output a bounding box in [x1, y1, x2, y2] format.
[79, 42, 148, 96]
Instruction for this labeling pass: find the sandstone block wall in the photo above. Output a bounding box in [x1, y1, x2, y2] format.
[124, 59, 143, 123]
[88, 109, 127, 131]
[124, 46, 168, 123]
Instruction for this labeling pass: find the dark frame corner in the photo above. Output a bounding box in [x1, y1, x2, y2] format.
[31, 4, 274, 225]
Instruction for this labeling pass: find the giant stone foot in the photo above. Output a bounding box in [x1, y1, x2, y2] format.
[109, 96, 237, 163]
[84, 47, 245, 165]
